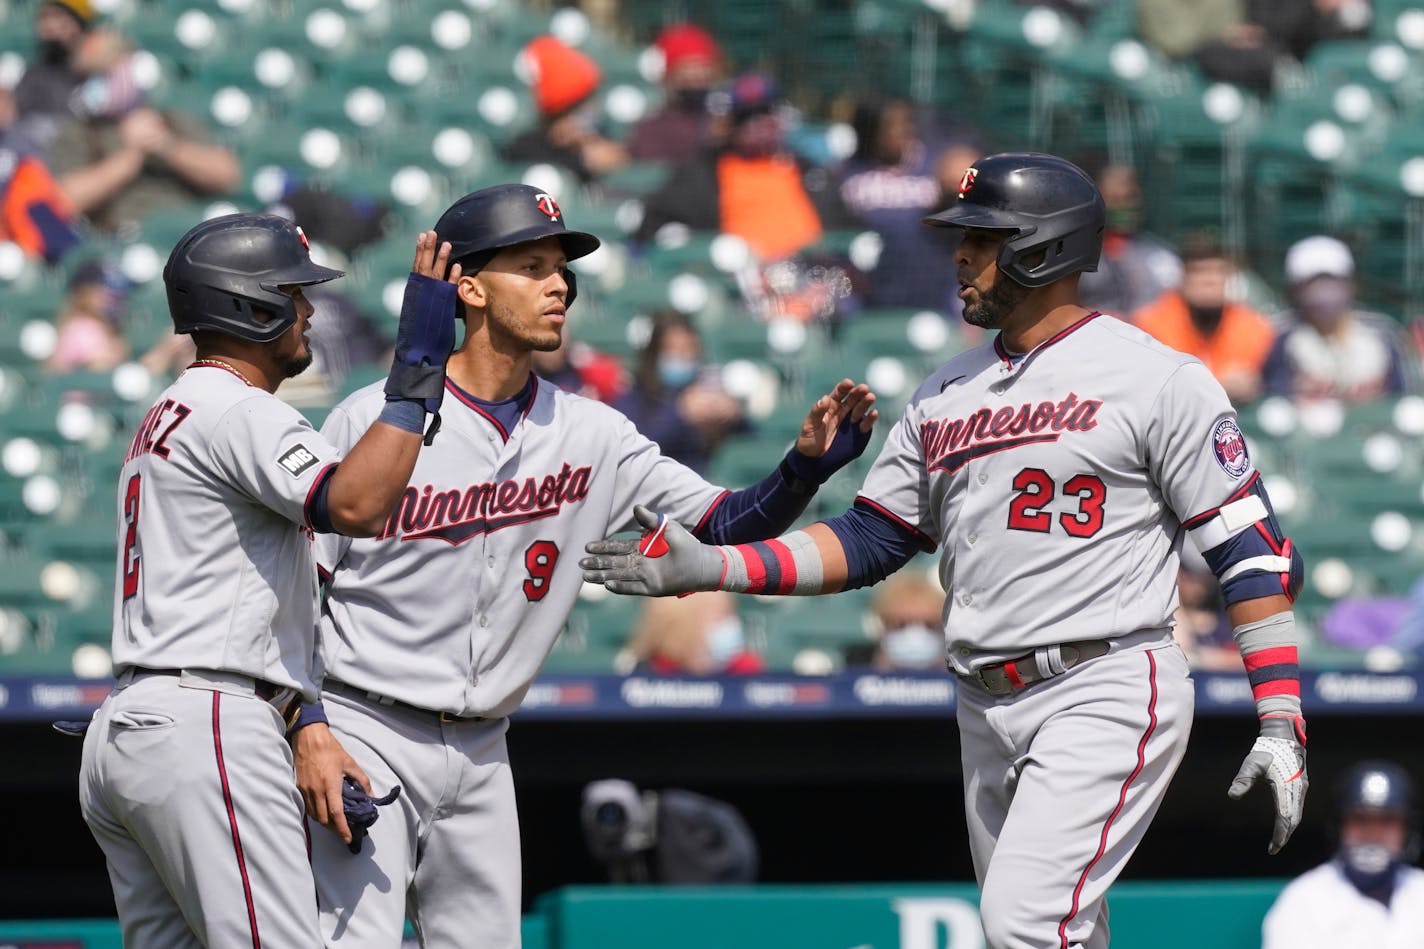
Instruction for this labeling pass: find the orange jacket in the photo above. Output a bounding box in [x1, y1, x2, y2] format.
[1, 151, 80, 262]
[1132, 291, 1276, 380]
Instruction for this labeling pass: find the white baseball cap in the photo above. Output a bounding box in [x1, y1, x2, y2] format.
[1284, 235, 1354, 283]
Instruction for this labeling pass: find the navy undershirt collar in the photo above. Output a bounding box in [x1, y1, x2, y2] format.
[446, 374, 535, 440]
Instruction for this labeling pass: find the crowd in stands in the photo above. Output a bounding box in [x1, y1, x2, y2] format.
[6, 0, 1424, 677]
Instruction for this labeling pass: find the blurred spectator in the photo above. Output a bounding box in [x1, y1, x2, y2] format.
[502, 35, 629, 185]
[845, 570, 946, 671]
[1137, 0, 1368, 95]
[1262, 760, 1424, 947]
[0, 86, 81, 262]
[1137, 0, 1277, 94]
[614, 310, 748, 473]
[267, 181, 394, 255]
[628, 24, 725, 163]
[1171, 548, 1242, 671]
[47, 30, 241, 236]
[43, 258, 131, 374]
[616, 590, 765, 676]
[1132, 233, 1275, 404]
[636, 72, 853, 263]
[531, 332, 627, 403]
[13, 0, 94, 153]
[836, 96, 969, 313]
[1077, 161, 1181, 318]
[1263, 236, 1414, 403]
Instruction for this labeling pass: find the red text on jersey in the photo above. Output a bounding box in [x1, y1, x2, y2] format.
[380, 463, 593, 544]
[124, 399, 193, 464]
[921, 392, 1103, 475]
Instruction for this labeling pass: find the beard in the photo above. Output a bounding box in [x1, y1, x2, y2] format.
[486, 296, 561, 353]
[962, 271, 1032, 329]
[280, 350, 313, 378]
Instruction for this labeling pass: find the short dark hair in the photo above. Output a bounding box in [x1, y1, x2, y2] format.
[1178, 231, 1228, 265]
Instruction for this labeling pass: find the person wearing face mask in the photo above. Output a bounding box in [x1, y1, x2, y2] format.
[628, 24, 725, 164]
[1077, 162, 1182, 318]
[1131, 233, 1276, 404]
[502, 35, 629, 186]
[13, 0, 94, 154]
[846, 570, 947, 671]
[614, 309, 749, 474]
[1263, 760, 1424, 948]
[618, 590, 765, 676]
[1262, 235, 1414, 403]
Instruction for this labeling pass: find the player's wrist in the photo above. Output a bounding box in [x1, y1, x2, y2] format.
[778, 454, 820, 495]
[285, 700, 329, 739]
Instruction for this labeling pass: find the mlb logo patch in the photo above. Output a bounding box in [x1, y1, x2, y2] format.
[278, 444, 318, 477]
[1211, 418, 1250, 477]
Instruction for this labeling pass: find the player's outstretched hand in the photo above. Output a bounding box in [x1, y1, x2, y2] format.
[293, 723, 373, 847]
[411, 229, 463, 285]
[795, 379, 878, 460]
[581, 505, 726, 596]
[1227, 715, 1308, 855]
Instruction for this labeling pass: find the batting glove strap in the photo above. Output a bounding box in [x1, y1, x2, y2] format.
[1228, 717, 1308, 855]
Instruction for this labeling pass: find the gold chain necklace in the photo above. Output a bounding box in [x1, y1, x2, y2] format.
[190, 358, 258, 388]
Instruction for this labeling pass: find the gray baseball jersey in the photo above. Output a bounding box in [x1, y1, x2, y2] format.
[857, 312, 1239, 947]
[310, 376, 730, 948]
[81, 363, 345, 948]
[857, 312, 1253, 673]
[314, 376, 726, 718]
[111, 364, 340, 697]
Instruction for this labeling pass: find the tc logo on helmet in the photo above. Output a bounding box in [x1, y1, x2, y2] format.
[535, 193, 561, 221]
[958, 167, 978, 199]
[1211, 418, 1250, 478]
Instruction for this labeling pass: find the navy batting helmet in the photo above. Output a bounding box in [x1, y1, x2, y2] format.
[1335, 760, 1419, 858]
[434, 184, 600, 306]
[923, 152, 1105, 288]
[163, 213, 344, 343]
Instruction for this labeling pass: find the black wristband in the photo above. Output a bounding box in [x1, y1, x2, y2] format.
[778, 458, 818, 496]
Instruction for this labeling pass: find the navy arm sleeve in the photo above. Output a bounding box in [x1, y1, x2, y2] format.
[823, 500, 925, 590]
[695, 453, 816, 545]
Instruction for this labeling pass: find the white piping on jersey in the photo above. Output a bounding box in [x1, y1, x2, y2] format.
[1217, 555, 1294, 584]
[1188, 494, 1268, 551]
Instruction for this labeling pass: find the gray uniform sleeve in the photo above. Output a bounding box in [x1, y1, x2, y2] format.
[207, 396, 342, 529]
[854, 402, 937, 540]
[609, 413, 727, 533]
[1145, 361, 1255, 522]
[313, 402, 364, 574]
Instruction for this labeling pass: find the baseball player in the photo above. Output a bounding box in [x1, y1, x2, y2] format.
[289, 183, 879, 949]
[77, 213, 462, 947]
[581, 153, 1310, 949]
[1264, 760, 1424, 948]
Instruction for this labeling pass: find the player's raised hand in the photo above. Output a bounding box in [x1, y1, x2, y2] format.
[581, 505, 726, 596]
[411, 230, 463, 285]
[796, 379, 878, 456]
[1227, 716, 1308, 854]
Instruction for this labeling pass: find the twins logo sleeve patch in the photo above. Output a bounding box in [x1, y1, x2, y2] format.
[278, 444, 319, 477]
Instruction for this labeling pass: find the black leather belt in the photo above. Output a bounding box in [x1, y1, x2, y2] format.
[131, 667, 283, 702]
[967, 640, 1112, 696]
[324, 679, 486, 724]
